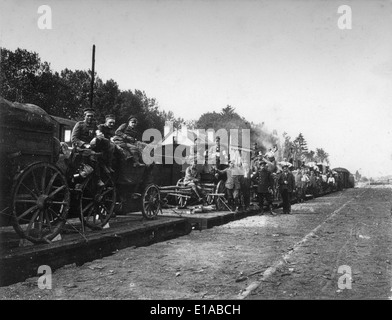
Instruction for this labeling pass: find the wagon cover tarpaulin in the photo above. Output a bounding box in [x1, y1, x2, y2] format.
[0, 96, 55, 157]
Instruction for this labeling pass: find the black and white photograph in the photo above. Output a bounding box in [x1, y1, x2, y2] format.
[0, 0, 392, 306]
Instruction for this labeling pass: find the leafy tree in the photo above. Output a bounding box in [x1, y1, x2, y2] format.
[59, 68, 92, 119]
[93, 78, 121, 123]
[281, 132, 294, 162]
[115, 89, 169, 136]
[196, 105, 252, 149]
[1, 47, 51, 104]
[303, 150, 315, 162]
[196, 111, 222, 130]
[315, 148, 329, 164]
[161, 110, 185, 131]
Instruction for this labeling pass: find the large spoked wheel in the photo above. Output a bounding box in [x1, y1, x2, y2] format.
[80, 171, 116, 230]
[215, 180, 227, 211]
[205, 192, 215, 205]
[176, 178, 188, 208]
[141, 184, 161, 220]
[203, 184, 215, 205]
[11, 162, 70, 244]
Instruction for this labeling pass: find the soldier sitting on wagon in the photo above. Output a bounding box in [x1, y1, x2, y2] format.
[112, 115, 145, 167]
[184, 162, 203, 202]
[71, 108, 112, 186]
[94, 114, 124, 171]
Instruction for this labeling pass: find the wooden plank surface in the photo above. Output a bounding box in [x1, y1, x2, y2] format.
[0, 215, 191, 286]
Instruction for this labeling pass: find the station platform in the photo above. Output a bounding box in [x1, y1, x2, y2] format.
[0, 214, 191, 286]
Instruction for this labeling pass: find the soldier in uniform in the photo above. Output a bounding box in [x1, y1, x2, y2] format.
[97, 114, 116, 139]
[95, 114, 123, 171]
[113, 115, 143, 166]
[252, 160, 276, 215]
[278, 164, 296, 214]
[184, 162, 203, 202]
[71, 108, 97, 150]
[71, 108, 112, 186]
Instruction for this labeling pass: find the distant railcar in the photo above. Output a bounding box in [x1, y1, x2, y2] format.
[332, 167, 354, 189]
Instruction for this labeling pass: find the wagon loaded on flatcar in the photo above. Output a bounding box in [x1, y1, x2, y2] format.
[0, 96, 160, 244]
[0, 97, 69, 243]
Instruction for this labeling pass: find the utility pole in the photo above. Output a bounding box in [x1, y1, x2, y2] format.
[90, 44, 96, 108]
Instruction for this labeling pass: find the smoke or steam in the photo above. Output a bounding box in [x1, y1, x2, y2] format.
[251, 122, 280, 155]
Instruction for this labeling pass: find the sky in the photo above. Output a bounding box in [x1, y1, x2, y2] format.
[1, 0, 391, 178]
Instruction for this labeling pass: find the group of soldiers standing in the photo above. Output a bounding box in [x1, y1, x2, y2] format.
[184, 138, 341, 215]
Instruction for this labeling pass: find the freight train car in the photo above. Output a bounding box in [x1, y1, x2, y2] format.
[332, 167, 355, 189]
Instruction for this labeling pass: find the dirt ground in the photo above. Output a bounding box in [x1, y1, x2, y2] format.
[0, 185, 391, 300]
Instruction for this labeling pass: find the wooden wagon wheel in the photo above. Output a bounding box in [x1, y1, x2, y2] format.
[215, 179, 227, 211]
[11, 162, 70, 244]
[141, 184, 161, 220]
[176, 178, 188, 208]
[80, 170, 116, 230]
[204, 184, 215, 205]
[205, 192, 215, 205]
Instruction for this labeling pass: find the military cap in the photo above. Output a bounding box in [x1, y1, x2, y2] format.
[83, 108, 95, 115]
[105, 114, 115, 120]
[128, 114, 137, 122]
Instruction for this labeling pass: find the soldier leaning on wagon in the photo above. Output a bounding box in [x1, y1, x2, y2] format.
[71, 108, 112, 186]
[278, 164, 296, 214]
[252, 160, 276, 215]
[112, 115, 143, 167]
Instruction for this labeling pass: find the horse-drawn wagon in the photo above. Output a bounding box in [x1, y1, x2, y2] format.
[0, 97, 160, 244]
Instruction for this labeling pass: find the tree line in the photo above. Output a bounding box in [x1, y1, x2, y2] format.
[0, 47, 329, 165]
[0, 47, 184, 134]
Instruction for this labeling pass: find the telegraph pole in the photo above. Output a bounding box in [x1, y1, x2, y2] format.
[90, 44, 96, 108]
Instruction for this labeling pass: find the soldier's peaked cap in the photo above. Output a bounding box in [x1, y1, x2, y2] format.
[105, 114, 115, 120]
[83, 108, 95, 114]
[128, 115, 137, 121]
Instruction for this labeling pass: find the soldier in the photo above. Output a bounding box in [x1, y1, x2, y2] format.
[308, 170, 317, 197]
[97, 114, 116, 139]
[93, 114, 118, 173]
[252, 160, 276, 215]
[71, 108, 112, 186]
[240, 158, 251, 211]
[71, 108, 98, 150]
[278, 164, 296, 214]
[184, 162, 203, 202]
[112, 115, 143, 166]
[216, 161, 241, 211]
